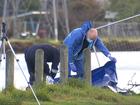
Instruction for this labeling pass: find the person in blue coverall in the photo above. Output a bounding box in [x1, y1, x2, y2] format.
[64, 21, 116, 79]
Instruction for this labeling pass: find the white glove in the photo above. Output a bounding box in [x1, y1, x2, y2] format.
[46, 76, 54, 84]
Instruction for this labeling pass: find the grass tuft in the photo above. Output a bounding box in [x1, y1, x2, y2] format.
[0, 79, 140, 105]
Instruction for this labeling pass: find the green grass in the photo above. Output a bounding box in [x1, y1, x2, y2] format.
[9, 38, 62, 46]
[5, 36, 140, 53]
[0, 79, 140, 105]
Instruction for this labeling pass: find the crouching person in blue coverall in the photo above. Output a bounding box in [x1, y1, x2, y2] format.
[24, 44, 60, 85]
[64, 21, 117, 79]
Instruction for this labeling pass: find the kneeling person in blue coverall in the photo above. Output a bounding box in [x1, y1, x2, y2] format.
[64, 21, 116, 79]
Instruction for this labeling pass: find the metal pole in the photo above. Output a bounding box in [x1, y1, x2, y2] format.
[2, 0, 7, 23]
[12, 0, 17, 38]
[0, 0, 8, 60]
[96, 14, 140, 30]
[93, 46, 100, 67]
[63, 0, 70, 34]
[53, 0, 58, 41]
[93, 13, 140, 67]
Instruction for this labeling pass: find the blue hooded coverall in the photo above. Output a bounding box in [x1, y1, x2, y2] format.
[64, 21, 110, 78]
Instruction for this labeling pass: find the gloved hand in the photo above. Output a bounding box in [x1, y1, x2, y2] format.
[46, 76, 54, 84]
[69, 62, 77, 72]
[108, 54, 117, 63]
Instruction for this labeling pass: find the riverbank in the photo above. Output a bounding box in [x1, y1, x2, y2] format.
[4, 37, 140, 53]
[0, 79, 140, 105]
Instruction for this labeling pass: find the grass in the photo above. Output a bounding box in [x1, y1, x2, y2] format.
[5, 38, 62, 53]
[9, 38, 62, 46]
[8, 36, 140, 52]
[0, 79, 140, 105]
[2, 36, 139, 53]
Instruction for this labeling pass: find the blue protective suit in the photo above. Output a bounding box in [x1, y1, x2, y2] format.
[64, 21, 110, 78]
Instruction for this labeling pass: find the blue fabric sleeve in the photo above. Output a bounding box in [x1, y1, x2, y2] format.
[64, 29, 83, 63]
[95, 37, 110, 57]
[68, 47, 74, 63]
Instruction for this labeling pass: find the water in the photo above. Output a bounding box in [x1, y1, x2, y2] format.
[0, 51, 140, 93]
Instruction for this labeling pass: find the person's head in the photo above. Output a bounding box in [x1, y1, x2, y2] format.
[87, 28, 98, 40]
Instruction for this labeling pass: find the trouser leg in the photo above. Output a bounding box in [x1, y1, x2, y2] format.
[68, 63, 71, 77]
[25, 56, 35, 85]
[44, 63, 50, 76]
[26, 62, 35, 85]
[44, 62, 58, 79]
[74, 59, 84, 79]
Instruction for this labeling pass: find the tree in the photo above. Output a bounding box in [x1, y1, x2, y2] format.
[19, 0, 41, 12]
[108, 0, 140, 20]
[67, 0, 105, 29]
